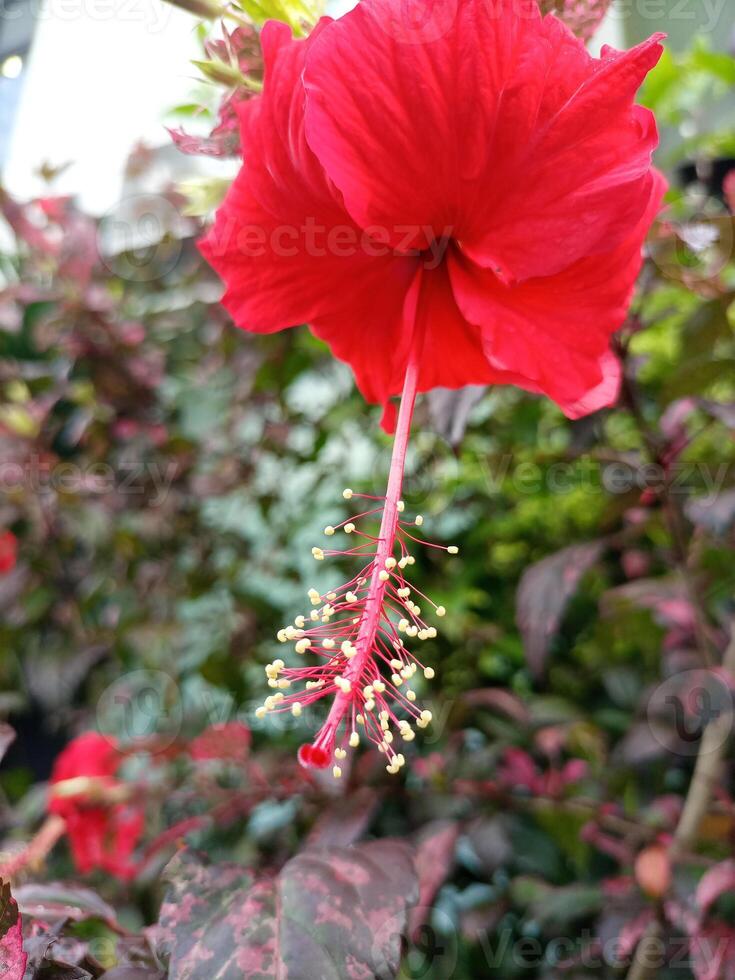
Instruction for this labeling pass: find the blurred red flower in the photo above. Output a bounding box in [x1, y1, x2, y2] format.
[0, 531, 17, 575]
[48, 732, 144, 881]
[201, 0, 665, 428]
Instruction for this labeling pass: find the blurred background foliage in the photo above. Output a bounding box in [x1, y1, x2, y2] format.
[0, 14, 734, 980]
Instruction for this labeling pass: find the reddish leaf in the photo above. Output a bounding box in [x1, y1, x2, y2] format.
[0, 880, 27, 980]
[305, 787, 380, 850]
[0, 723, 16, 765]
[426, 385, 486, 446]
[697, 860, 735, 917]
[516, 541, 604, 676]
[188, 721, 251, 764]
[409, 821, 459, 939]
[537, 0, 612, 41]
[153, 841, 418, 979]
[691, 924, 735, 980]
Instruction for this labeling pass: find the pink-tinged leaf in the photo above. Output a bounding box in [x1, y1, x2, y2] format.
[188, 721, 251, 764]
[0, 723, 15, 765]
[305, 787, 380, 850]
[725, 170, 735, 214]
[13, 882, 118, 926]
[409, 821, 459, 939]
[691, 924, 735, 980]
[602, 576, 696, 631]
[517, 541, 605, 677]
[153, 841, 418, 979]
[697, 860, 735, 917]
[0, 880, 27, 980]
[537, 0, 613, 41]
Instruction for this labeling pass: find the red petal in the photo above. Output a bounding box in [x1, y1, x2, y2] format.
[448, 170, 666, 417]
[303, 0, 663, 281]
[199, 20, 415, 343]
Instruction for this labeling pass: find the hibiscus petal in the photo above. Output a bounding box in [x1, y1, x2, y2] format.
[303, 0, 662, 282]
[448, 170, 667, 417]
[199, 19, 415, 338]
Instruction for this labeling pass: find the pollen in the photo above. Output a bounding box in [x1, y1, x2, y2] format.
[324, 526, 335, 536]
[342, 488, 353, 500]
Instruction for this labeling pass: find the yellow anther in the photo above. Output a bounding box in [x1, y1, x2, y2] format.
[398, 619, 408, 632]
[398, 587, 410, 598]
[397, 500, 405, 512]
[349, 731, 360, 747]
[278, 679, 291, 689]
[346, 591, 357, 604]
[356, 713, 365, 725]
[383, 731, 394, 744]
[344, 522, 356, 534]
[333, 765, 342, 779]
[277, 629, 288, 643]
[406, 690, 417, 702]
[295, 639, 311, 654]
[385, 557, 397, 570]
[294, 615, 305, 628]
[364, 700, 375, 711]
[343, 488, 353, 499]
[363, 685, 374, 698]
[448, 546, 459, 555]
[291, 702, 302, 717]
[435, 605, 446, 617]
[324, 526, 335, 536]
[373, 680, 386, 694]
[415, 515, 424, 526]
[335, 747, 346, 760]
[323, 638, 335, 650]
[310, 609, 319, 621]
[312, 547, 325, 561]
[255, 706, 267, 719]
[392, 673, 403, 686]
[424, 667, 435, 679]
[378, 570, 390, 582]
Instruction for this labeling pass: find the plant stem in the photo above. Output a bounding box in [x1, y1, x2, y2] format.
[626, 623, 735, 980]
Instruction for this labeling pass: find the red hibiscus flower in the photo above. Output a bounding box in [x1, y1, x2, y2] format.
[200, 0, 665, 429]
[0, 531, 17, 574]
[48, 732, 144, 880]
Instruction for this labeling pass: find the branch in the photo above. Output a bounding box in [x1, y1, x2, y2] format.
[626, 624, 735, 980]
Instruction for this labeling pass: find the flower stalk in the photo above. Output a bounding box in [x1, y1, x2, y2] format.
[257, 317, 456, 775]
